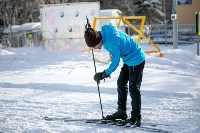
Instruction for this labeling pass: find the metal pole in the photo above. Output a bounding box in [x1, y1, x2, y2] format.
[197, 35, 200, 56]
[92, 49, 105, 119]
[172, 0, 178, 49]
[164, 0, 167, 46]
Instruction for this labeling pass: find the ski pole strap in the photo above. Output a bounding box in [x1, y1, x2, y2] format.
[85, 16, 91, 30]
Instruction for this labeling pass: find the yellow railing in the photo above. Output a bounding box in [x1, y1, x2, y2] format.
[92, 16, 164, 57]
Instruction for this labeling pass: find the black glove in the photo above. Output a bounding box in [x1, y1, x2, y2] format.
[94, 71, 109, 84]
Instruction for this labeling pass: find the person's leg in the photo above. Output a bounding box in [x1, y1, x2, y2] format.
[117, 64, 129, 111]
[105, 64, 129, 120]
[128, 61, 145, 125]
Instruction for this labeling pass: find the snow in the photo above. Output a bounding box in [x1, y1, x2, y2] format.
[0, 44, 200, 133]
[20, 22, 41, 31]
[3, 23, 41, 34]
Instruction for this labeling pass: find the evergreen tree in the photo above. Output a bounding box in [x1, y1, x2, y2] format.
[133, 0, 165, 24]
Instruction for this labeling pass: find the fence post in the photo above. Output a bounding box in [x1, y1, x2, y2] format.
[0, 44, 2, 53]
[196, 11, 200, 56]
[172, 0, 178, 49]
[197, 36, 199, 56]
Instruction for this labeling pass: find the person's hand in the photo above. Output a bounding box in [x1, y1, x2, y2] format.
[94, 71, 109, 84]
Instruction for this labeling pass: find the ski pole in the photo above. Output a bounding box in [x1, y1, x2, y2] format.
[85, 16, 104, 119]
[92, 49, 105, 119]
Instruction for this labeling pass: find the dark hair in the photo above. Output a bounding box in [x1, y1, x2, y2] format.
[84, 28, 102, 47]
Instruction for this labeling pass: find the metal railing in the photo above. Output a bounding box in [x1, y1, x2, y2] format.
[0, 24, 197, 51]
[1, 30, 42, 49]
[148, 24, 196, 45]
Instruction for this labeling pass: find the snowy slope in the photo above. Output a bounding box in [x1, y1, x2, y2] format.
[0, 44, 200, 133]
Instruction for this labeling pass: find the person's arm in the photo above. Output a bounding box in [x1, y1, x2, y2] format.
[93, 43, 120, 84]
[104, 43, 120, 76]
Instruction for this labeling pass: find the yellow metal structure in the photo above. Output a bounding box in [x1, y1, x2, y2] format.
[92, 16, 164, 57]
[196, 11, 200, 36]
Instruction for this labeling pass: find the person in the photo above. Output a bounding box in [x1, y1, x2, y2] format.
[84, 24, 146, 126]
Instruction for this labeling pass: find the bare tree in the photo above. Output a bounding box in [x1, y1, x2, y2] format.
[18, 0, 41, 24]
[0, 0, 21, 27]
[0, 0, 170, 27]
[0, 0, 22, 49]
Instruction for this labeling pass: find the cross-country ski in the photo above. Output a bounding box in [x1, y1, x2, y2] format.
[42, 116, 171, 133]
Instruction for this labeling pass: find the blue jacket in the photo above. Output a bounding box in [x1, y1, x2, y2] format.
[100, 25, 146, 75]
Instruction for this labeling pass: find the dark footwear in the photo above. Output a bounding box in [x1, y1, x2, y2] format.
[126, 118, 141, 127]
[105, 109, 127, 120]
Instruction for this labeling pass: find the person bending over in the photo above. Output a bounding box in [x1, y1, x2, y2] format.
[84, 25, 146, 126]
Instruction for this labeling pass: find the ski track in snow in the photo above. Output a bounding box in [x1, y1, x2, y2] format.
[0, 45, 200, 133]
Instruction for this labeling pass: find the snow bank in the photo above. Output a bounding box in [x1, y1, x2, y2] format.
[0, 49, 15, 55]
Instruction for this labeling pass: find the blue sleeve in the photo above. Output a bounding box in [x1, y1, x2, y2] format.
[105, 43, 120, 75]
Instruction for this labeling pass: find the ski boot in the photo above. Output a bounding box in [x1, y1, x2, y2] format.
[125, 117, 141, 127]
[105, 109, 128, 120]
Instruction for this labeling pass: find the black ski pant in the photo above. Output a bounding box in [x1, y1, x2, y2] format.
[117, 61, 145, 119]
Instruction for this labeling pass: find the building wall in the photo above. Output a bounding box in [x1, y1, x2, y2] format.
[177, 0, 200, 24]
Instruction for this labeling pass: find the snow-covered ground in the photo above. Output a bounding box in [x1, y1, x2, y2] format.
[0, 43, 200, 133]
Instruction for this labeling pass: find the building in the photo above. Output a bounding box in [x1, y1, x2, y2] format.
[177, 0, 200, 24]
